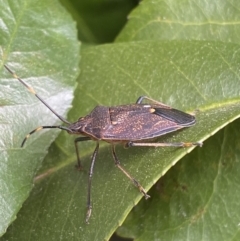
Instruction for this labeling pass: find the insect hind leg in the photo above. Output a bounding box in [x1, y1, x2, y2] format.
[111, 145, 150, 200]
[136, 96, 169, 107]
[127, 141, 203, 148]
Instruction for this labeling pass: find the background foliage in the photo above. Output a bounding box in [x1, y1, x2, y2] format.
[0, 0, 240, 241]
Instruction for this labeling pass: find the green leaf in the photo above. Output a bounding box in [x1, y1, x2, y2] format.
[116, 0, 240, 43]
[1, 0, 240, 240]
[117, 118, 240, 241]
[0, 0, 79, 236]
[1, 40, 240, 240]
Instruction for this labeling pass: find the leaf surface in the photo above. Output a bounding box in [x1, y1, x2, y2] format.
[0, 0, 79, 236]
[2, 41, 240, 240]
[116, 0, 240, 43]
[117, 119, 240, 241]
[1, 0, 240, 240]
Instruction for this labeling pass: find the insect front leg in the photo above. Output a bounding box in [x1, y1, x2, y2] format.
[111, 145, 150, 200]
[86, 141, 99, 224]
[74, 136, 92, 169]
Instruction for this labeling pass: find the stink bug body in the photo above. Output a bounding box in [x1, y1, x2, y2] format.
[4, 65, 202, 223]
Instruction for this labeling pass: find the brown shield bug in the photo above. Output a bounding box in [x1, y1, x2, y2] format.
[4, 64, 202, 223]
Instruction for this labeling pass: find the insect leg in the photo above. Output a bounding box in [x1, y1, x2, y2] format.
[136, 96, 169, 107]
[74, 136, 92, 169]
[111, 145, 150, 199]
[86, 141, 99, 223]
[127, 141, 203, 148]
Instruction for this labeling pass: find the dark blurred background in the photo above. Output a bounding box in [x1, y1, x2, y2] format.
[60, 0, 139, 44]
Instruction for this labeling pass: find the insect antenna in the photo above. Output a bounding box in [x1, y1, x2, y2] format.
[4, 64, 71, 124]
[21, 125, 72, 147]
